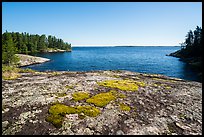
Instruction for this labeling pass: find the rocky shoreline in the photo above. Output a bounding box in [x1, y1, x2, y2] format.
[16, 54, 50, 67]
[2, 69, 202, 135]
[45, 48, 71, 53]
[167, 50, 202, 82]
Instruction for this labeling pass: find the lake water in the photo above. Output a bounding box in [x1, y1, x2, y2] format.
[24, 46, 200, 82]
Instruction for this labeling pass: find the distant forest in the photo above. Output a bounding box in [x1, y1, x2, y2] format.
[2, 32, 71, 65]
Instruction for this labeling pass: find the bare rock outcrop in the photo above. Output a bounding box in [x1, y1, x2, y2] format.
[2, 70, 202, 135]
[16, 54, 50, 67]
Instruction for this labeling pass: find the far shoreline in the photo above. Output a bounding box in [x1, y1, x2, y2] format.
[72, 45, 180, 47]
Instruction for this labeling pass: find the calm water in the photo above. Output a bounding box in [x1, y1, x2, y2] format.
[24, 46, 200, 82]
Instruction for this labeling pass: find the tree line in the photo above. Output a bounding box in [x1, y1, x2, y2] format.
[178, 26, 202, 58]
[2, 31, 72, 65]
[169, 26, 202, 78]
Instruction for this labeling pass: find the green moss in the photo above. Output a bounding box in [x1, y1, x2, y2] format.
[118, 93, 126, 98]
[109, 90, 126, 98]
[109, 90, 117, 95]
[49, 104, 76, 116]
[135, 81, 146, 87]
[46, 114, 64, 128]
[46, 103, 100, 128]
[97, 80, 145, 91]
[48, 104, 100, 117]
[75, 106, 101, 117]
[119, 103, 131, 111]
[72, 92, 90, 101]
[86, 91, 115, 107]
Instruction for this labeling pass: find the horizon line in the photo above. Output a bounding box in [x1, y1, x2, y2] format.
[72, 45, 180, 47]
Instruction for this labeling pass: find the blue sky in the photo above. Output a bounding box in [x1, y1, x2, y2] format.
[2, 2, 202, 46]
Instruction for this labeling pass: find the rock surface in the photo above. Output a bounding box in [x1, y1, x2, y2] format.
[2, 70, 202, 135]
[46, 49, 71, 53]
[16, 54, 50, 67]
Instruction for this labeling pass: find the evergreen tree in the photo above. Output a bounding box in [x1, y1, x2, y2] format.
[2, 32, 19, 65]
[21, 44, 28, 54]
[185, 30, 194, 48]
[48, 35, 52, 48]
[38, 35, 47, 52]
[2, 31, 72, 63]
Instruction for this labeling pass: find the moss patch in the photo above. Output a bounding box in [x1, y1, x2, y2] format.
[86, 91, 116, 107]
[46, 103, 100, 128]
[46, 114, 64, 128]
[109, 90, 126, 98]
[49, 104, 76, 116]
[97, 80, 145, 91]
[72, 92, 90, 101]
[75, 106, 101, 117]
[119, 103, 131, 111]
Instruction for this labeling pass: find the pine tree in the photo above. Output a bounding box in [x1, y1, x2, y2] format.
[2, 32, 19, 65]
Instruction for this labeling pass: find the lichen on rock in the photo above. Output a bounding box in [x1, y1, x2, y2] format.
[119, 103, 131, 111]
[97, 79, 145, 91]
[46, 103, 100, 128]
[46, 114, 64, 128]
[72, 92, 90, 101]
[2, 70, 202, 135]
[75, 105, 101, 117]
[48, 104, 76, 116]
[86, 91, 116, 107]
